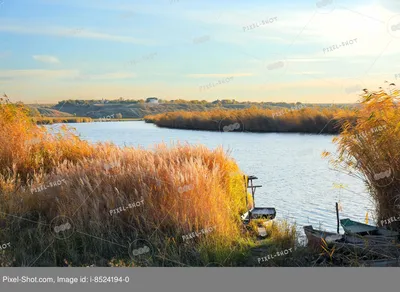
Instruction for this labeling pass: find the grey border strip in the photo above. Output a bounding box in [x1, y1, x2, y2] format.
[0, 268, 398, 292]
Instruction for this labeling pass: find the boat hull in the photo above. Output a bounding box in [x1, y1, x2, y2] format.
[241, 208, 276, 223]
[340, 218, 399, 237]
[304, 225, 400, 256]
[303, 225, 340, 248]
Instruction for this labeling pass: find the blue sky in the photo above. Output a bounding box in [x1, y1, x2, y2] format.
[0, 0, 400, 103]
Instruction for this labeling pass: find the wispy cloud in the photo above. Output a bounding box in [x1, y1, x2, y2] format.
[289, 58, 334, 63]
[81, 72, 137, 80]
[187, 73, 253, 78]
[187, 3, 397, 58]
[0, 24, 156, 45]
[0, 69, 136, 81]
[0, 69, 78, 79]
[289, 71, 324, 75]
[33, 55, 60, 64]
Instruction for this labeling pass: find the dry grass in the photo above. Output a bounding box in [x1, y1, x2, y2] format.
[327, 84, 400, 227]
[34, 117, 93, 124]
[0, 100, 252, 266]
[145, 106, 357, 134]
[10, 96, 390, 267]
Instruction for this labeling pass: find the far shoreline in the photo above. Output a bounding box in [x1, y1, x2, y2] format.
[37, 118, 339, 135]
[34, 117, 143, 125]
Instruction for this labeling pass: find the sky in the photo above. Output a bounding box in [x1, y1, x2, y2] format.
[0, 0, 400, 104]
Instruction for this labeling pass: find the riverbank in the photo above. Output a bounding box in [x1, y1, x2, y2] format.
[34, 117, 143, 124]
[144, 107, 357, 134]
[2, 100, 359, 267]
[0, 101, 274, 266]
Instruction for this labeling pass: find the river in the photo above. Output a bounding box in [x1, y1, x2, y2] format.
[48, 121, 375, 234]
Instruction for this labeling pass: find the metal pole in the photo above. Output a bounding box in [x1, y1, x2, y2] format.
[336, 202, 340, 234]
[243, 175, 248, 209]
[250, 179, 255, 208]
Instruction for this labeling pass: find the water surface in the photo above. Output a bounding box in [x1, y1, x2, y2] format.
[49, 121, 375, 233]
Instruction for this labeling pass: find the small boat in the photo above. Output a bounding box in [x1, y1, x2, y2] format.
[303, 225, 399, 252]
[340, 218, 399, 237]
[241, 208, 276, 222]
[303, 225, 342, 247]
[339, 219, 400, 253]
[241, 175, 276, 224]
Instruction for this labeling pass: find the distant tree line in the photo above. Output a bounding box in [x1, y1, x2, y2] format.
[54, 98, 319, 108]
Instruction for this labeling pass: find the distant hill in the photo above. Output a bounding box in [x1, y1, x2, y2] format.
[29, 99, 357, 119]
[47, 103, 240, 119]
[27, 104, 73, 117]
[36, 108, 74, 117]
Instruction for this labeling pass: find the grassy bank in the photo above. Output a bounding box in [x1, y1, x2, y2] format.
[144, 107, 357, 134]
[34, 117, 142, 124]
[0, 100, 301, 266]
[34, 117, 93, 124]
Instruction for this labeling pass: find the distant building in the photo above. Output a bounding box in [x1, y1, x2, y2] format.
[146, 97, 158, 104]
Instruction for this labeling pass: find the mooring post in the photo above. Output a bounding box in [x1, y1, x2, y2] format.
[336, 202, 340, 234]
[243, 175, 248, 209]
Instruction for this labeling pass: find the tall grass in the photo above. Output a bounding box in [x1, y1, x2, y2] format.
[34, 117, 93, 124]
[145, 106, 357, 134]
[0, 101, 250, 266]
[328, 85, 400, 228]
